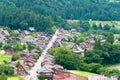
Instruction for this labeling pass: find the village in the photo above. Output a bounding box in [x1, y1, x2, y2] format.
[0, 26, 119, 80]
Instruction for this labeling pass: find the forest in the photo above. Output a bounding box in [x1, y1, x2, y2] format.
[1, 0, 120, 31]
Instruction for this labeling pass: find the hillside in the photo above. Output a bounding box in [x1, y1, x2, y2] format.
[1, 0, 120, 31]
[1, 0, 120, 20]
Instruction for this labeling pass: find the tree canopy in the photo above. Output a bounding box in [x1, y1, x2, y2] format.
[1, 0, 120, 31]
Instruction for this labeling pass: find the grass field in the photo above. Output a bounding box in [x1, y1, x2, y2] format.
[109, 0, 120, 2]
[71, 20, 120, 29]
[8, 76, 23, 80]
[68, 70, 96, 78]
[0, 54, 12, 64]
[90, 21, 120, 29]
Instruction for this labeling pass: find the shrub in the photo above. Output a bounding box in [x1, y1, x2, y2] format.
[38, 74, 50, 80]
[11, 54, 21, 61]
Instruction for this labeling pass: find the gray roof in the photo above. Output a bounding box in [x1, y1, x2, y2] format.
[37, 67, 54, 73]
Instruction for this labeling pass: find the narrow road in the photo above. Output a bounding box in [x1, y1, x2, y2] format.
[25, 29, 59, 80]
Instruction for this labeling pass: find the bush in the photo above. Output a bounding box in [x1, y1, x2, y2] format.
[88, 63, 102, 73]
[0, 65, 14, 75]
[38, 74, 50, 80]
[16, 61, 20, 68]
[79, 63, 102, 73]
[32, 54, 39, 60]
[11, 54, 21, 61]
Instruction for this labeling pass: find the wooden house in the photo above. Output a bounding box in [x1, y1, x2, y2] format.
[37, 67, 54, 77]
[16, 65, 28, 76]
[23, 55, 35, 68]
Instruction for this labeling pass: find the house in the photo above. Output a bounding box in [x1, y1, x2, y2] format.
[71, 44, 78, 50]
[54, 72, 86, 80]
[51, 65, 63, 71]
[71, 29, 77, 34]
[21, 31, 30, 37]
[97, 35, 106, 42]
[23, 55, 35, 68]
[114, 36, 120, 43]
[44, 54, 54, 59]
[13, 30, 19, 34]
[29, 27, 35, 31]
[37, 67, 54, 77]
[0, 29, 9, 36]
[88, 75, 118, 80]
[16, 64, 28, 76]
[59, 28, 65, 34]
[5, 47, 15, 54]
[42, 60, 55, 67]
[30, 49, 40, 55]
[53, 40, 63, 47]
[86, 34, 94, 41]
[53, 71, 70, 80]
[72, 50, 84, 55]
[67, 20, 74, 24]
[72, 44, 84, 55]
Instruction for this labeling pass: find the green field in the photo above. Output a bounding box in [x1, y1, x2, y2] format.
[90, 21, 120, 29]
[0, 54, 12, 64]
[68, 70, 96, 78]
[71, 20, 120, 29]
[109, 0, 120, 2]
[8, 76, 23, 80]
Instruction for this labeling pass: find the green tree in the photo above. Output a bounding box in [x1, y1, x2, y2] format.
[85, 50, 103, 64]
[49, 47, 83, 70]
[38, 74, 50, 80]
[79, 21, 90, 32]
[92, 23, 98, 30]
[103, 24, 111, 31]
[0, 43, 3, 49]
[94, 38, 101, 50]
[28, 44, 35, 51]
[73, 36, 78, 44]
[12, 54, 21, 61]
[14, 42, 24, 51]
[106, 33, 114, 44]
[16, 61, 20, 68]
[77, 37, 85, 44]
[0, 65, 14, 75]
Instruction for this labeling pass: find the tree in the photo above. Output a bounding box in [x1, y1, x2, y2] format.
[79, 21, 90, 32]
[49, 47, 83, 70]
[94, 38, 101, 50]
[0, 65, 14, 75]
[73, 36, 78, 44]
[103, 24, 111, 31]
[98, 23, 102, 30]
[106, 33, 114, 44]
[92, 23, 98, 30]
[38, 74, 50, 80]
[77, 37, 85, 44]
[88, 63, 102, 73]
[16, 61, 20, 68]
[28, 44, 35, 51]
[109, 44, 120, 64]
[12, 54, 21, 61]
[0, 43, 3, 49]
[85, 50, 103, 64]
[13, 42, 24, 51]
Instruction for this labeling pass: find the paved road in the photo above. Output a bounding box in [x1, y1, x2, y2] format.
[25, 29, 59, 80]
